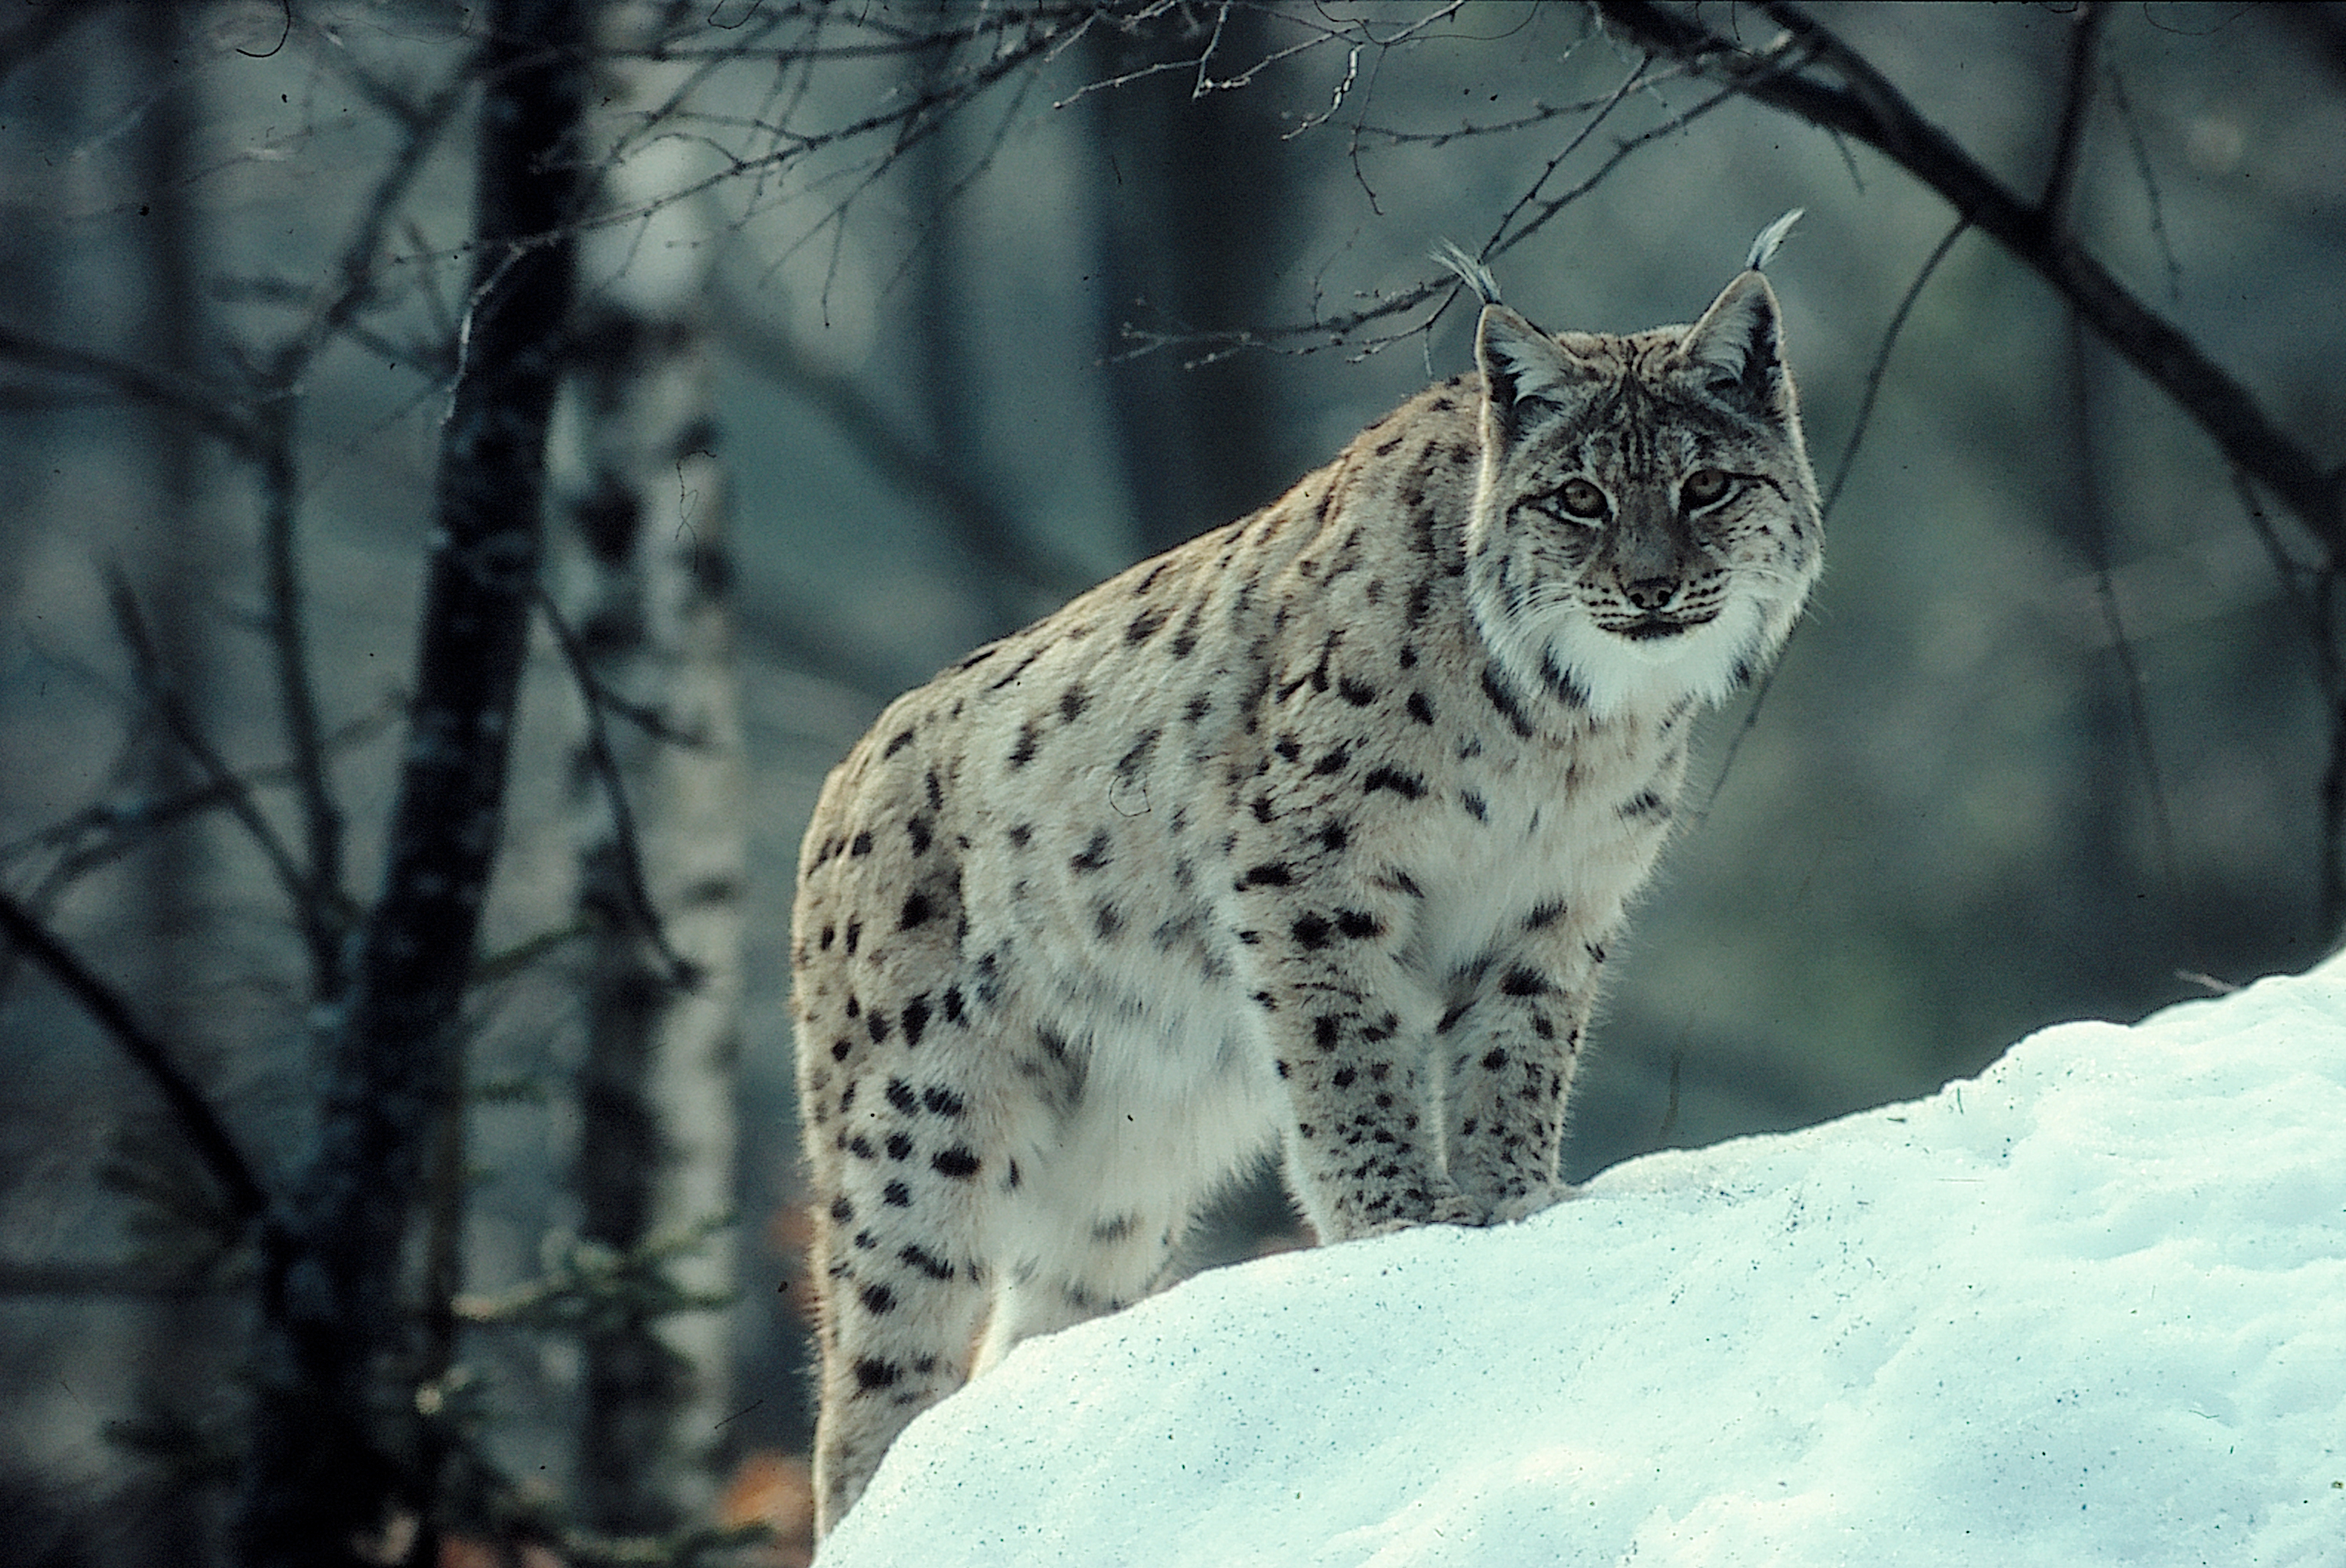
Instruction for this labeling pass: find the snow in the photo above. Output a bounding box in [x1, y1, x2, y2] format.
[817, 957, 2346, 1567]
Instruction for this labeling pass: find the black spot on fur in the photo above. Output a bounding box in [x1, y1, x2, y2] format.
[849, 830, 873, 857]
[1070, 830, 1112, 873]
[1292, 913, 1333, 950]
[1500, 966, 1550, 997]
[881, 728, 915, 758]
[901, 1243, 954, 1280]
[1480, 1048, 1510, 1072]
[1009, 721, 1041, 767]
[932, 1146, 981, 1179]
[902, 995, 932, 1046]
[1313, 1016, 1342, 1050]
[860, 1282, 898, 1314]
[1116, 728, 1161, 775]
[1335, 908, 1382, 939]
[984, 647, 1044, 690]
[1126, 608, 1168, 644]
[942, 986, 967, 1024]
[1523, 899, 1567, 931]
[1060, 683, 1090, 723]
[884, 1132, 913, 1160]
[1338, 677, 1378, 706]
[1480, 664, 1535, 737]
[922, 1086, 964, 1117]
[885, 1079, 918, 1112]
[1363, 765, 1426, 800]
[854, 1357, 899, 1389]
[1239, 862, 1293, 888]
[907, 817, 932, 854]
[898, 891, 935, 930]
[1406, 691, 1435, 725]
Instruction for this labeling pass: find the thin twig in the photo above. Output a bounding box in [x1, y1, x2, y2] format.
[0, 325, 259, 456]
[103, 573, 348, 957]
[1594, 0, 2345, 551]
[537, 594, 698, 989]
[2037, 2, 2107, 225]
[0, 891, 270, 1223]
[1823, 216, 1969, 518]
[1706, 216, 1967, 821]
[2066, 311, 2179, 897]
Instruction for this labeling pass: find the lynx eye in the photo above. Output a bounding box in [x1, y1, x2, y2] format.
[1681, 468, 1733, 508]
[1551, 478, 1610, 521]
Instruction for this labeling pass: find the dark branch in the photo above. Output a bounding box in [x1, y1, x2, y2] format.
[0, 325, 259, 457]
[0, 891, 270, 1224]
[1592, 0, 2344, 551]
[238, 3, 592, 1561]
[537, 594, 697, 987]
[714, 285, 1086, 602]
[2038, 3, 2107, 225]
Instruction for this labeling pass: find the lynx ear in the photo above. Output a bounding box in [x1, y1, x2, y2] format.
[1477, 305, 1591, 442]
[1678, 270, 1791, 421]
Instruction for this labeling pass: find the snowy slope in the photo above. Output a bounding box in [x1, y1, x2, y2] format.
[818, 957, 2346, 1567]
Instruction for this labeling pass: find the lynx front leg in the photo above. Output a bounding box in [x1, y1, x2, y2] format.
[1437, 928, 1607, 1218]
[1240, 900, 1483, 1240]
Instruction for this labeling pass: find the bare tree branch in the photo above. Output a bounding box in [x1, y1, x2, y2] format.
[538, 592, 696, 987]
[1591, 0, 2345, 552]
[0, 324, 260, 456]
[0, 891, 270, 1225]
[103, 571, 351, 962]
[713, 285, 1087, 602]
[2038, 3, 2108, 226]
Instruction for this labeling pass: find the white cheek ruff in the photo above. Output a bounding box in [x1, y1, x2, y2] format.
[1479, 586, 1776, 720]
[1551, 594, 1769, 716]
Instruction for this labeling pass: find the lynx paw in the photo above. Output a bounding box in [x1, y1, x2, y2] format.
[1489, 1184, 1574, 1225]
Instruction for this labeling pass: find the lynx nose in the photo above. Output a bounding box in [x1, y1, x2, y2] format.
[1623, 577, 1679, 611]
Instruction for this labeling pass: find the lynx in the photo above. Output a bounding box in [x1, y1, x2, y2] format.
[792, 222, 1820, 1535]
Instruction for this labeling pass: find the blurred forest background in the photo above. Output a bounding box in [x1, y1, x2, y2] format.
[1, 1, 2340, 1564]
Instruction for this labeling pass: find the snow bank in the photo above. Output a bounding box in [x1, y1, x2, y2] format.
[818, 958, 2346, 1567]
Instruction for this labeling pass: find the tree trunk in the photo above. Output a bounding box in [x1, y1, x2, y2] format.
[555, 0, 746, 1536]
[1084, 7, 1296, 557]
[235, 4, 589, 1563]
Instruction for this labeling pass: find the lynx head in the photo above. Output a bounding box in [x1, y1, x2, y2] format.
[1462, 263, 1822, 722]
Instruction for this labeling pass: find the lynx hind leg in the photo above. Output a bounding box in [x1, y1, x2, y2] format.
[806, 1143, 992, 1536]
[970, 1198, 1184, 1376]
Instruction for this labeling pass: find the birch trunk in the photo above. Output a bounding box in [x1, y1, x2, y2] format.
[552, 0, 746, 1534]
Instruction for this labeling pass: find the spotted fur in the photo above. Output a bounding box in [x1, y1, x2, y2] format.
[793, 263, 1821, 1535]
